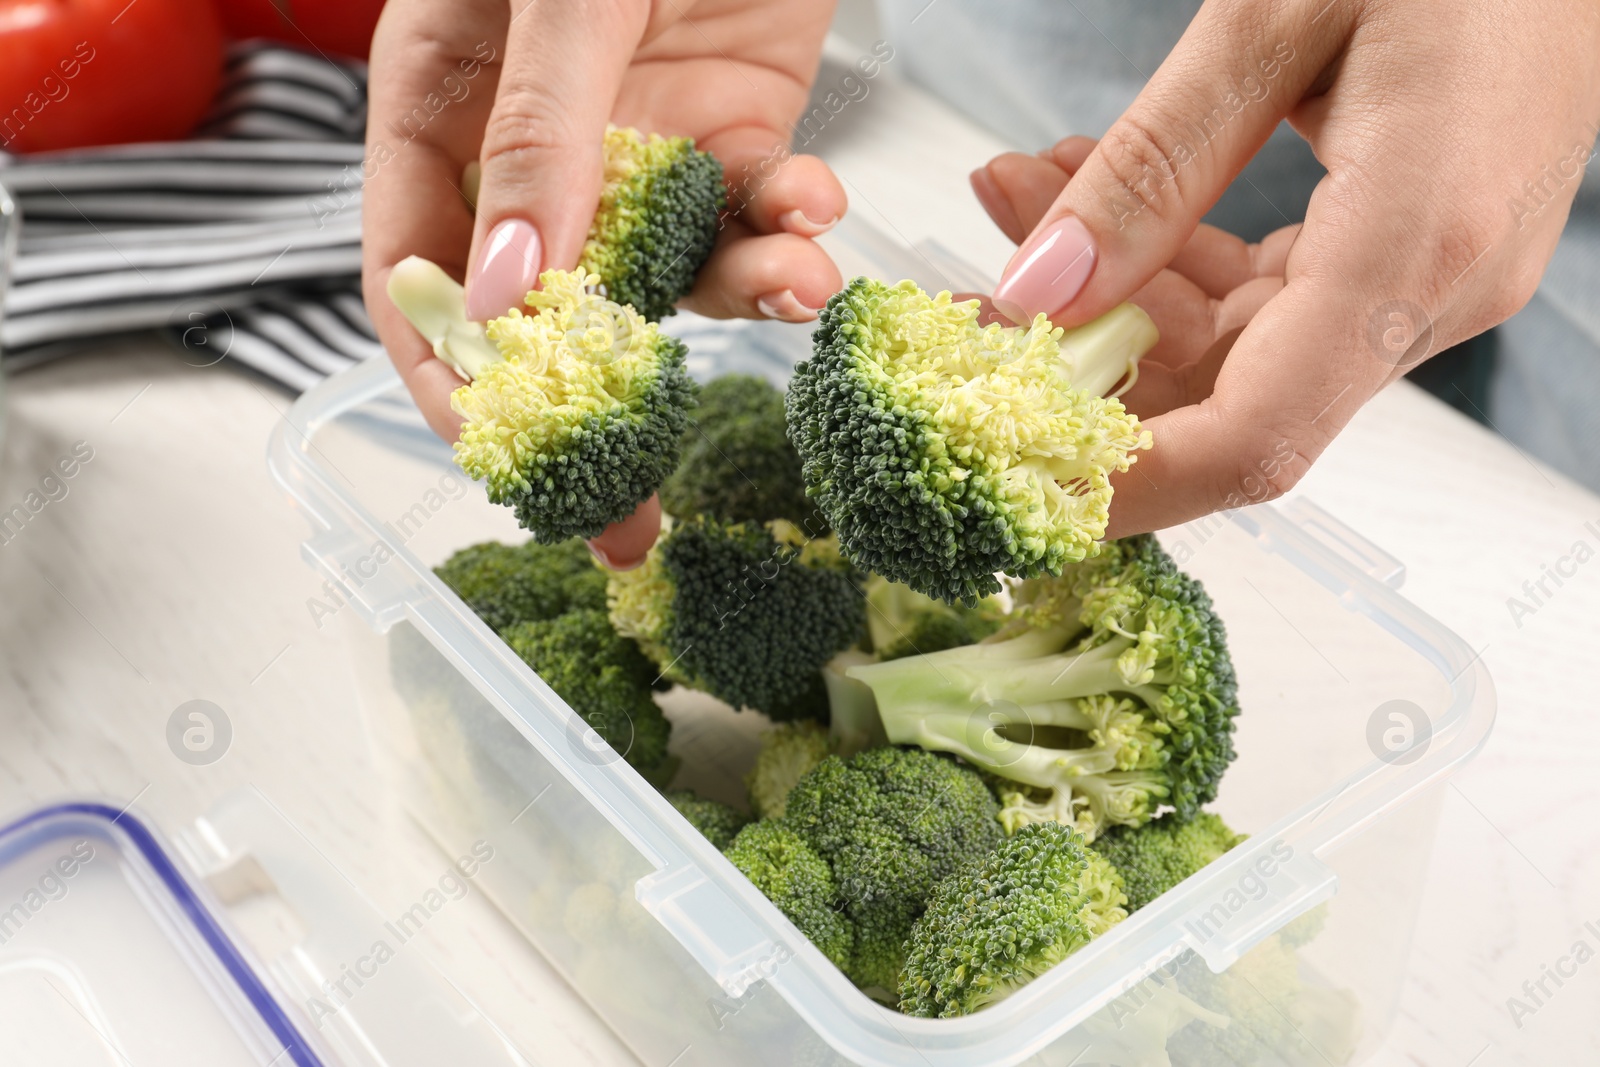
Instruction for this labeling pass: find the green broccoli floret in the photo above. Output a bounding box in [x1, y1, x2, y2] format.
[579, 126, 725, 322]
[899, 822, 1128, 1017]
[502, 609, 673, 779]
[783, 747, 1004, 991]
[1167, 934, 1361, 1066]
[786, 277, 1157, 604]
[1092, 812, 1247, 911]
[434, 538, 608, 633]
[723, 821, 852, 973]
[659, 374, 822, 530]
[745, 721, 833, 819]
[864, 574, 1003, 661]
[388, 261, 696, 542]
[606, 516, 865, 715]
[664, 790, 750, 850]
[845, 535, 1239, 841]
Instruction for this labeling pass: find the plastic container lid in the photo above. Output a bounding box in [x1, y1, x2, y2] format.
[0, 794, 534, 1066]
[0, 801, 321, 1065]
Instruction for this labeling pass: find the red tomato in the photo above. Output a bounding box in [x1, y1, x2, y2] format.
[0, 0, 224, 153]
[213, 0, 386, 60]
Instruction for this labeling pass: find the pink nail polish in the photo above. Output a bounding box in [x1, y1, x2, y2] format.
[466, 218, 542, 321]
[992, 215, 1096, 324]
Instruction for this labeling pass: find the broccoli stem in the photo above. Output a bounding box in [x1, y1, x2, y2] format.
[1056, 303, 1158, 397]
[386, 255, 503, 380]
[849, 634, 1134, 716]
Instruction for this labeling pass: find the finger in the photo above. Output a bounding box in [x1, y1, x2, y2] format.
[993, 9, 1349, 327]
[697, 127, 847, 238]
[1104, 273, 1386, 539]
[680, 228, 842, 322]
[1118, 274, 1282, 416]
[589, 494, 662, 570]
[465, 0, 651, 321]
[362, 0, 502, 439]
[1039, 135, 1097, 174]
[972, 153, 1067, 244]
[1165, 222, 1299, 299]
[973, 138, 1098, 244]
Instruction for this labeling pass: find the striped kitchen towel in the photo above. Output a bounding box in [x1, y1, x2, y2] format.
[0, 42, 380, 390]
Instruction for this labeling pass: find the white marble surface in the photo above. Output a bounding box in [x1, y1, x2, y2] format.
[0, 43, 1596, 1067]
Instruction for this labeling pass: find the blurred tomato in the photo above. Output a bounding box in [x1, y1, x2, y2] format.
[0, 0, 224, 153]
[213, 0, 386, 60]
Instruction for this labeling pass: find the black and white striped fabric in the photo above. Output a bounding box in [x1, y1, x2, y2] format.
[0, 43, 379, 391]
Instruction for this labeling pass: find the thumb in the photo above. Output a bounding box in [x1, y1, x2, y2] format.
[463, 0, 649, 321]
[993, 6, 1343, 327]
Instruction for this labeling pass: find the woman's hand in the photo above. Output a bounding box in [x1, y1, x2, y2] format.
[361, 0, 846, 442]
[985, 0, 1600, 537]
[974, 136, 1300, 428]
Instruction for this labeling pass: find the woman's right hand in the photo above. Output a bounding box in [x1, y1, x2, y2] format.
[361, 0, 849, 443]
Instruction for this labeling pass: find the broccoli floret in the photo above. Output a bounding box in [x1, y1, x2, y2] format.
[787, 278, 1157, 604]
[745, 721, 833, 819]
[723, 821, 852, 973]
[659, 374, 822, 530]
[899, 822, 1128, 1017]
[388, 261, 696, 542]
[864, 574, 1003, 661]
[1168, 934, 1362, 1066]
[846, 536, 1239, 841]
[434, 538, 608, 633]
[664, 790, 750, 850]
[1093, 812, 1247, 911]
[579, 126, 725, 322]
[501, 610, 672, 778]
[783, 747, 1003, 991]
[606, 516, 865, 715]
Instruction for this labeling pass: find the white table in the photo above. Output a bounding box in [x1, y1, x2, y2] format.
[1, 53, 1595, 1067]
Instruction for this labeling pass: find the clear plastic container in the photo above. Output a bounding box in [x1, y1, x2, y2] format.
[266, 218, 1495, 1067]
[0, 793, 527, 1066]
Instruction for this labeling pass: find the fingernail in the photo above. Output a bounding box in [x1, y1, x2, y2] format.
[587, 541, 647, 571]
[757, 289, 819, 323]
[466, 218, 541, 321]
[778, 208, 838, 237]
[992, 215, 1096, 324]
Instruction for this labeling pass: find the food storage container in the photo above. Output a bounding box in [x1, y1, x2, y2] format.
[0, 792, 526, 1065]
[266, 217, 1495, 1066]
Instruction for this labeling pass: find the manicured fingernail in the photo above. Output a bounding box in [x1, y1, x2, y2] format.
[757, 289, 818, 322]
[993, 215, 1096, 324]
[778, 208, 839, 237]
[587, 542, 647, 571]
[466, 218, 541, 321]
